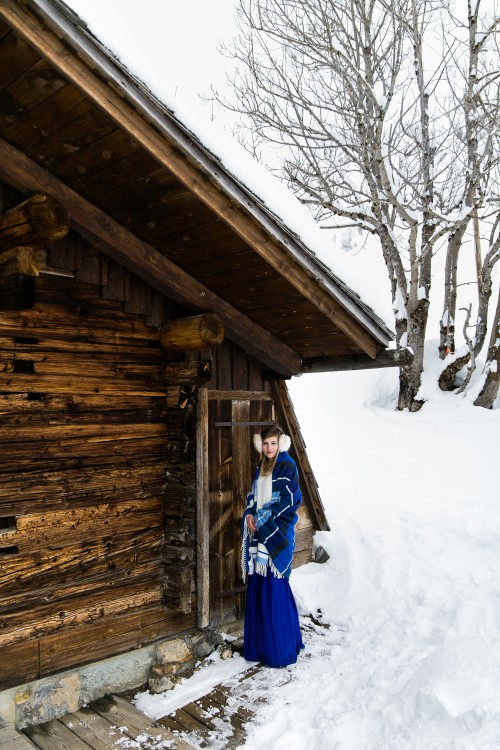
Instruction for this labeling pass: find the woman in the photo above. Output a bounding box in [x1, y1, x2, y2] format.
[241, 425, 304, 668]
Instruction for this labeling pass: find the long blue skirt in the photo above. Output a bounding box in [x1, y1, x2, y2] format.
[243, 572, 304, 668]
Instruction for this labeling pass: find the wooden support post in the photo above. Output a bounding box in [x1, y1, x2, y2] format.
[159, 314, 224, 355]
[196, 387, 210, 628]
[165, 359, 212, 386]
[0, 193, 70, 251]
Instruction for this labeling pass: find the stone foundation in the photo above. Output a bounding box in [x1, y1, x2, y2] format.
[147, 629, 225, 694]
[0, 626, 239, 729]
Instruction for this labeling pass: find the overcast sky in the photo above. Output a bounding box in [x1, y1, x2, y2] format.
[67, 0, 239, 106]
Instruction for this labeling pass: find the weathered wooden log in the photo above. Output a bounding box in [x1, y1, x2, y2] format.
[0, 246, 39, 276]
[0, 465, 163, 501]
[0, 392, 166, 416]
[159, 313, 224, 354]
[0, 300, 161, 337]
[0, 371, 168, 396]
[37, 608, 195, 677]
[0, 583, 162, 648]
[0, 546, 162, 608]
[0, 193, 70, 251]
[0, 352, 166, 382]
[2, 497, 163, 556]
[0, 639, 39, 690]
[165, 358, 212, 385]
[0, 436, 168, 471]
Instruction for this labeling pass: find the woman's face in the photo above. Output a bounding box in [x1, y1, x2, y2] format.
[262, 435, 279, 459]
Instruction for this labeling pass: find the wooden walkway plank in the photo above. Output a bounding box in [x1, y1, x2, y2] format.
[168, 707, 209, 736]
[0, 722, 38, 750]
[192, 692, 249, 736]
[210, 686, 254, 722]
[59, 708, 119, 750]
[23, 720, 94, 750]
[160, 712, 207, 750]
[154, 714, 189, 735]
[180, 701, 245, 750]
[90, 695, 196, 749]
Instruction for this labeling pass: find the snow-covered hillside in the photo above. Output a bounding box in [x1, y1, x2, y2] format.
[283, 362, 500, 750]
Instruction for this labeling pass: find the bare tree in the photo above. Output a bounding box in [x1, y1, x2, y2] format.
[438, 1, 500, 392]
[222, 0, 500, 410]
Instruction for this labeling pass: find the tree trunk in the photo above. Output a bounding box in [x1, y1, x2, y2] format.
[439, 231, 498, 391]
[397, 298, 429, 411]
[474, 287, 500, 408]
[439, 223, 468, 358]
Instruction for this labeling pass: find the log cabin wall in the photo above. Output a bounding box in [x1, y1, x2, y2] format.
[0, 224, 196, 691]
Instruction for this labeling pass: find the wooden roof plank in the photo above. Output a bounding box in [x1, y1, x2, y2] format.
[0, 57, 65, 131]
[2, 82, 88, 150]
[0, 29, 40, 90]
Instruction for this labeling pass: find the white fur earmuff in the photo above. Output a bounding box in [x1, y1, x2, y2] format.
[253, 433, 291, 454]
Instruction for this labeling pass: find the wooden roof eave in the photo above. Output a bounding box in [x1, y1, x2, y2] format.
[0, 137, 302, 377]
[1, 0, 393, 360]
[300, 347, 413, 374]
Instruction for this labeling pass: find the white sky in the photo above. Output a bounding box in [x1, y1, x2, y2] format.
[67, 0, 238, 108]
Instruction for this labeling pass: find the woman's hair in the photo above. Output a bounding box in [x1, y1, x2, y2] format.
[259, 425, 282, 476]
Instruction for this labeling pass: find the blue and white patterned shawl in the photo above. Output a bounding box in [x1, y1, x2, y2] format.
[241, 451, 302, 581]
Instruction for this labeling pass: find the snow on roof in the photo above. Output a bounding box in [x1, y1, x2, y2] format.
[62, 0, 393, 333]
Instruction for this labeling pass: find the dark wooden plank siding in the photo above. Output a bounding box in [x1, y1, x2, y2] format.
[208, 339, 271, 393]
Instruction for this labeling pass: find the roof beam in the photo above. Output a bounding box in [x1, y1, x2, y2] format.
[0, 0, 382, 358]
[0, 137, 301, 377]
[300, 348, 413, 373]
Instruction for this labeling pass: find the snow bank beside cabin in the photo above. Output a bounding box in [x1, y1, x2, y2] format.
[276, 368, 500, 750]
[65, 0, 393, 329]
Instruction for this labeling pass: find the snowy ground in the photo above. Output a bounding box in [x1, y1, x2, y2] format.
[136, 356, 500, 750]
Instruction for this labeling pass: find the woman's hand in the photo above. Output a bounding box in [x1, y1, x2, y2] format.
[246, 514, 257, 533]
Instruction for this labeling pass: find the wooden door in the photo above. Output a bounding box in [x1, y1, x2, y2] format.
[207, 392, 274, 627]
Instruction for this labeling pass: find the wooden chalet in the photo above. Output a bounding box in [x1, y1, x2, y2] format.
[0, 0, 393, 715]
